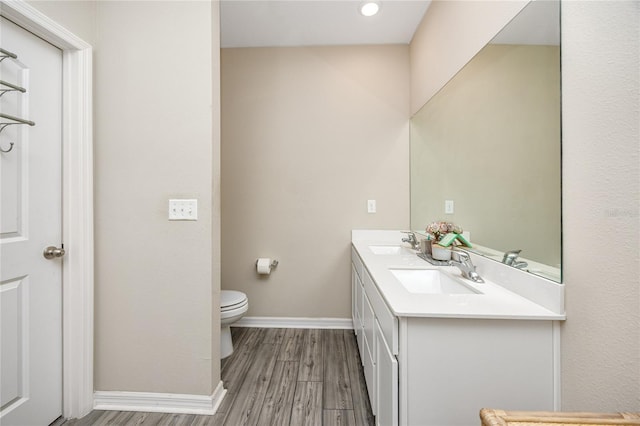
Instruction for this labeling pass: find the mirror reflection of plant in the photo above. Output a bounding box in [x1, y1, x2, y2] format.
[426, 221, 463, 242]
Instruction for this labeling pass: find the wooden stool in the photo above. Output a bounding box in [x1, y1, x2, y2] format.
[480, 409, 640, 426]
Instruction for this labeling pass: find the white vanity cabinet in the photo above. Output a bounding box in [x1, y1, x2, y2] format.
[352, 247, 380, 415]
[400, 317, 555, 425]
[351, 247, 399, 425]
[351, 244, 559, 426]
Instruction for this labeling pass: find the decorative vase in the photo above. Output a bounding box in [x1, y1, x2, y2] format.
[431, 243, 452, 261]
[420, 238, 433, 255]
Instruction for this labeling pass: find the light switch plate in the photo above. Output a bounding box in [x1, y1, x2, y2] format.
[169, 199, 198, 220]
[445, 200, 454, 214]
[367, 200, 376, 213]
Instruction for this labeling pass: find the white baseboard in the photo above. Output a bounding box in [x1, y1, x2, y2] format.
[93, 381, 226, 415]
[234, 316, 353, 329]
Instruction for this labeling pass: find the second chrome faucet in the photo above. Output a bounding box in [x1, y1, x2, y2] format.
[449, 250, 484, 283]
[401, 231, 420, 250]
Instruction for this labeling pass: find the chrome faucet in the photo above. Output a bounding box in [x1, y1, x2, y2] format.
[449, 250, 484, 283]
[502, 249, 528, 269]
[401, 231, 420, 250]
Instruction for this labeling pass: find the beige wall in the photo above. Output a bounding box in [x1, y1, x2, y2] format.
[27, 0, 221, 396]
[221, 46, 410, 318]
[561, 1, 639, 411]
[409, 0, 527, 115]
[93, 1, 216, 395]
[411, 44, 561, 267]
[24, 0, 640, 411]
[26, 1, 97, 46]
[411, 0, 640, 411]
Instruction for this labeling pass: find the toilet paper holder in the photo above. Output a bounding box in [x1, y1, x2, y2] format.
[256, 259, 279, 268]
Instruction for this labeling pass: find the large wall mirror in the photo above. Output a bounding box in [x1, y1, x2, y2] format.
[410, 0, 561, 282]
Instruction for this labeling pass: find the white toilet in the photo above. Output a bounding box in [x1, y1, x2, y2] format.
[220, 290, 249, 359]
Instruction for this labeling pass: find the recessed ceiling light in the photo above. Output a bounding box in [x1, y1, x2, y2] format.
[360, 1, 380, 17]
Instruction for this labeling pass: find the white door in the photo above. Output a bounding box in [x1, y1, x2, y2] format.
[0, 16, 63, 426]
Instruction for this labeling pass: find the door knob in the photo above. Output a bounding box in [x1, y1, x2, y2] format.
[43, 246, 65, 259]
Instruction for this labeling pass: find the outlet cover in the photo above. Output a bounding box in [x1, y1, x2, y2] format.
[445, 200, 454, 214]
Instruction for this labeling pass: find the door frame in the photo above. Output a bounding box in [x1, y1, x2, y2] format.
[1, 1, 94, 419]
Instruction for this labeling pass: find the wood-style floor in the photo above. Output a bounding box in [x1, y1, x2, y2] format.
[60, 328, 374, 426]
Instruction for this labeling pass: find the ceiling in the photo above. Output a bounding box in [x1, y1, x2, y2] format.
[220, 0, 432, 48]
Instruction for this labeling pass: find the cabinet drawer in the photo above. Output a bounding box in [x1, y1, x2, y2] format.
[364, 269, 398, 355]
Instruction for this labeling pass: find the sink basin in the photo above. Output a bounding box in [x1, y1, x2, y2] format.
[389, 269, 480, 295]
[369, 245, 410, 255]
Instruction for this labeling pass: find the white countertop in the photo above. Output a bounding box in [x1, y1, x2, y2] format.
[352, 231, 565, 320]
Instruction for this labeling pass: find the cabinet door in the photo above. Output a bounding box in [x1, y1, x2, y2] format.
[362, 272, 375, 352]
[351, 264, 358, 333]
[356, 272, 363, 332]
[375, 319, 398, 426]
[363, 292, 376, 414]
[354, 270, 365, 363]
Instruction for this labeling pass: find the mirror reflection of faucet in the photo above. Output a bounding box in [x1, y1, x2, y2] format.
[502, 249, 528, 269]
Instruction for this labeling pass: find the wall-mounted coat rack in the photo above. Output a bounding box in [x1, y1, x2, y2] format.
[0, 113, 36, 153]
[0, 48, 17, 63]
[0, 80, 26, 97]
[1, 46, 35, 154]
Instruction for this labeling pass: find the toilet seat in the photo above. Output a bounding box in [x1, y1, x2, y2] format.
[221, 290, 248, 312]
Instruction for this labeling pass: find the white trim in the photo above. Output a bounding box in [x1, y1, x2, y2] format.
[553, 320, 562, 410]
[235, 316, 353, 329]
[1, 0, 94, 420]
[93, 382, 227, 416]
